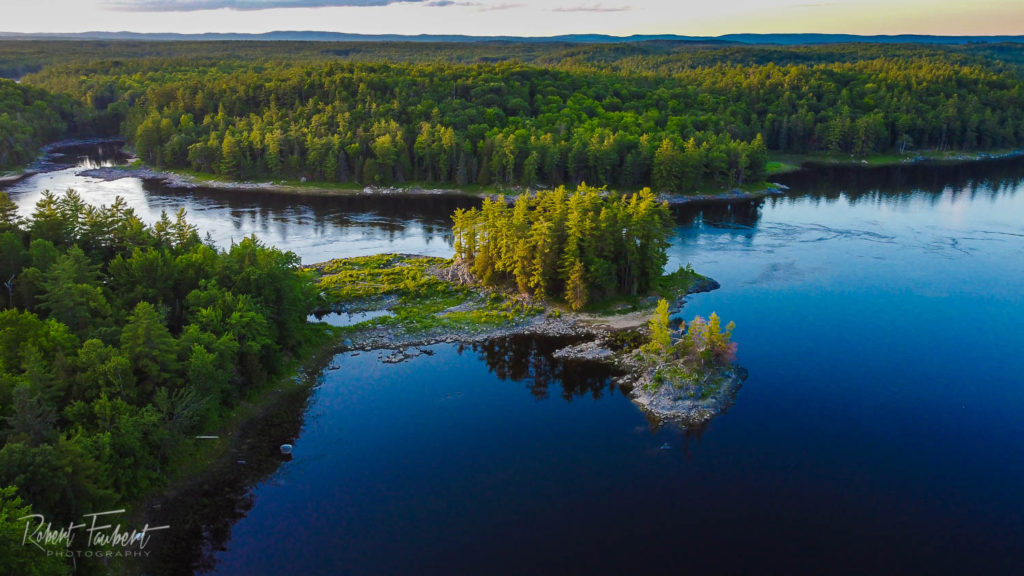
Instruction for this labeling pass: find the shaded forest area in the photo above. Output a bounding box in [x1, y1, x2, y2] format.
[0, 190, 318, 574]
[3, 40, 1024, 190]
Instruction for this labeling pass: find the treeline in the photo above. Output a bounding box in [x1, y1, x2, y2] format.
[5, 39, 1024, 78]
[0, 190, 316, 569]
[452, 186, 670, 309]
[6, 42, 1024, 190]
[23, 52, 1024, 191]
[0, 79, 84, 170]
[26, 59, 770, 191]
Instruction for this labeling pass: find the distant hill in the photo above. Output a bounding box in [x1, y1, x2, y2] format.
[0, 31, 725, 43]
[0, 31, 1022, 45]
[718, 33, 1024, 45]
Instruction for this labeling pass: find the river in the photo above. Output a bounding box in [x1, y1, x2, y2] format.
[5, 146, 1024, 574]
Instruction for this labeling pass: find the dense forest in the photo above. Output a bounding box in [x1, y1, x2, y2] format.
[3, 40, 1024, 192]
[0, 80, 84, 170]
[0, 190, 316, 572]
[452, 186, 671, 309]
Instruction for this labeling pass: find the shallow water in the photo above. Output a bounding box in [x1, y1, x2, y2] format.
[307, 310, 395, 327]
[7, 149, 1024, 573]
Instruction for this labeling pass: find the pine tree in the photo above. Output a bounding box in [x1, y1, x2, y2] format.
[120, 301, 179, 396]
[646, 298, 672, 356]
[0, 192, 21, 233]
[565, 260, 588, 311]
[220, 132, 241, 178]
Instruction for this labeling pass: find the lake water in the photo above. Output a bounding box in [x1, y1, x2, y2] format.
[5, 147, 1024, 574]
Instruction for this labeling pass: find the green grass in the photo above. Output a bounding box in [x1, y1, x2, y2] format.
[768, 148, 1023, 171]
[313, 254, 541, 336]
[317, 254, 453, 302]
[766, 160, 800, 175]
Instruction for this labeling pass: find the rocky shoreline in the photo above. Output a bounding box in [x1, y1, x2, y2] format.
[0, 137, 125, 186]
[334, 305, 746, 428]
[316, 257, 739, 428]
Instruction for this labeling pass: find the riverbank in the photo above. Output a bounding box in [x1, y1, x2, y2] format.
[769, 148, 1024, 174]
[0, 137, 125, 186]
[125, 322, 339, 572]
[78, 161, 792, 205]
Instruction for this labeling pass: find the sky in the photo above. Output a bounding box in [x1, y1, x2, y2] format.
[1, 0, 1022, 36]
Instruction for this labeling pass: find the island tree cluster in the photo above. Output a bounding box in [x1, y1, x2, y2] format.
[646, 299, 737, 370]
[0, 190, 316, 570]
[452, 186, 671, 309]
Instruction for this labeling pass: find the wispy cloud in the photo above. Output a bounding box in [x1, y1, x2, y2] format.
[552, 3, 629, 12]
[424, 0, 480, 6]
[108, 0, 429, 11]
[476, 2, 524, 11]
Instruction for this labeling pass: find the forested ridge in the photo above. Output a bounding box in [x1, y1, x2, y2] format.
[0, 190, 317, 573]
[3, 41, 1024, 192]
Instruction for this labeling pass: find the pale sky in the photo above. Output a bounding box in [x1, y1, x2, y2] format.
[1, 0, 1022, 36]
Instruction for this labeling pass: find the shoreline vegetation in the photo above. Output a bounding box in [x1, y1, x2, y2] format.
[9, 41, 1024, 203]
[7, 139, 1024, 205]
[0, 188, 324, 573]
[303, 183, 741, 426]
[305, 252, 739, 426]
[5, 136, 1016, 575]
[4, 37, 1024, 573]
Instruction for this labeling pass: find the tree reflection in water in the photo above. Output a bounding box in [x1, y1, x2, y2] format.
[134, 367, 320, 575]
[466, 335, 623, 402]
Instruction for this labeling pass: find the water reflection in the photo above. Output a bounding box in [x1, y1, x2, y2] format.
[4, 144, 477, 263]
[776, 156, 1024, 203]
[467, 335, 622, 402]
[135, 382, 316, 575]
[8, 145, 1024, 269]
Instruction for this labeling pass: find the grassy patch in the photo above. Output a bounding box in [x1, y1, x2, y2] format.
[313, 254, 541, 336]
[317, 254, 454, 302]
[766, 149, 1022, 170]
[657, 264, 708, 300]
[766, 160, 800, 175]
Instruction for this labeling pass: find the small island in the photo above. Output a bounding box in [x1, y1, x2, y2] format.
[307, 185, 743, 426]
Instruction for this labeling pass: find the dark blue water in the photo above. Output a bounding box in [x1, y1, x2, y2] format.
[7, 150, 1024, 573]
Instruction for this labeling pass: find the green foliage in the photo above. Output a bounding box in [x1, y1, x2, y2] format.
[317, 254, 452, 303]
[0, 79, 85, 170]
[642, 305, 737, 387]
[645, 299, 672, 356]
[0, 485, 72, 576]
[7, 41, 1024, 187]
[0, 190, 316, 572]
[453, 185, 671, 305]
[314, 254, 541, 335]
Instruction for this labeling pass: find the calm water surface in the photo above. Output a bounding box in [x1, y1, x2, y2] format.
[6, 148, 1024, 574]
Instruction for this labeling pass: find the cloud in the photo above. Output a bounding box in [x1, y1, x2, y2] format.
[551, 3, 629, 12]
[108, 0, 429, 11]
[423, 0, 479, 6]
[476, 2, 525, 11]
